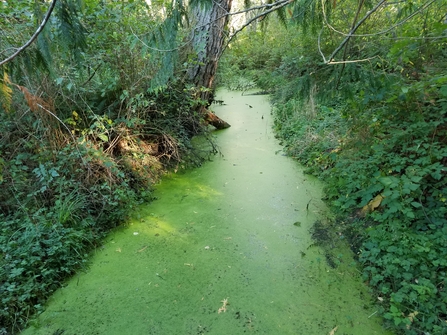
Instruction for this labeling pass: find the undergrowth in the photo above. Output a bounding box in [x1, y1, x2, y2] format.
[218, 10, 447, 335]
[0, 79, 212, 334]
[279, 67, 446, 335]
[0, 1, 220, 332]
[270, 71, 447, 335]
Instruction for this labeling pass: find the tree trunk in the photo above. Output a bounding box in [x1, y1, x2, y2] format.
[188, 0, 232, 89]
[188, 0, 232, 129]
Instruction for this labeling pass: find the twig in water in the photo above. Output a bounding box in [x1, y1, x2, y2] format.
[306, 199, 312, 211]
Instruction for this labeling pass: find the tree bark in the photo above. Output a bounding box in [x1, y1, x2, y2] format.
[204, 110, 231, 129]
[187, 0, 233, 129]
[188, 0, 233, 89]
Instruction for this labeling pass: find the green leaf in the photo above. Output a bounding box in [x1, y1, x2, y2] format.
[440, 85, 447, 97]
[98, 134, 108, 142]
[104, 161, 114, 168]
[410, 175, 423, 183]
[404, 209, 415, 219]
[379, 176, 399, 188]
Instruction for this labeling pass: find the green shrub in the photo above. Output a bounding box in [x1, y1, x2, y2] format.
[0, 77, 210, 332]
[0, 112, 136, 332]
[271, 74, 447, 334]
[220, 12, 447, 334]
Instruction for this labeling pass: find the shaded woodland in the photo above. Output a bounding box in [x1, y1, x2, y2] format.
[1, 0, 447, 334]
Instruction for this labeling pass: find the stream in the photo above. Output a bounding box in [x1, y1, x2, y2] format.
[22, 90, 392, 335]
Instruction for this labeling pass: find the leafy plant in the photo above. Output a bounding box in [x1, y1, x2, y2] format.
[220, 2, 447, 333]
[0, 1, 215, 333]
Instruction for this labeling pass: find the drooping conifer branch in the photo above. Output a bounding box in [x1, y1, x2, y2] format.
[321, 0, 386, 64]
[0, 0, 57, 66]
[323, 0, 437, 38]
[130, 0, 293, 54]
[319, 0, 438, 64]
[223, 0, 294, 52]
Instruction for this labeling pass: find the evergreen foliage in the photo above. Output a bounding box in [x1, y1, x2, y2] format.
[2, 0, 446, 333]
[219, 1, 447, 333]
[0, 1, 214, 333]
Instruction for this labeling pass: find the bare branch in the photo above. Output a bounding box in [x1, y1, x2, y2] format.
[318, 28, 328, 63]
[0, 0, 57, 66]
[215, 0, 292, 21]
[327, 56, 378, 64]
[318, 0, 441, 65]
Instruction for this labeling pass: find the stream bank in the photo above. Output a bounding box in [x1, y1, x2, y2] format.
[22, 90, 392, 335]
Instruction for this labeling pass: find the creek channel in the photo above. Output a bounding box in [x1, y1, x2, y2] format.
[22, 90, 392, 335]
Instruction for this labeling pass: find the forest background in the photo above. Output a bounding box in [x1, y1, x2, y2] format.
[1, 0, 446, 334]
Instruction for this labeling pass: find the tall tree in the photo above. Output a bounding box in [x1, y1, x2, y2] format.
[183, 0, 291, 128]
[185, 0, 233, 129]
[187, 0, 233, 91]
[185, 0, 291, 93]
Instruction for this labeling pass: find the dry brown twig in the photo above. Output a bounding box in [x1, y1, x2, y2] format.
[218, 297, 229, 314]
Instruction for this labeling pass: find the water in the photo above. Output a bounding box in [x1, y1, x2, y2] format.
[22, 90, 392, 334]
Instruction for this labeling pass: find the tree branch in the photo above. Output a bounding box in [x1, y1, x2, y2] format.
[323, 0, 436, 38]
[214, 0, 292, 21]
[222, 0, 294, 53]
[319, 0, 438, 64]
[131, 0, 293, 53]
[324, 0, 386, 63]
[0, 0, 57, 66]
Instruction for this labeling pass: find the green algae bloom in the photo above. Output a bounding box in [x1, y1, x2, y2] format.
[22, 91, 393, 335]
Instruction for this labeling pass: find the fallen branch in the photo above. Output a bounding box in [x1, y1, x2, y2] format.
[205, 111, 231, 129]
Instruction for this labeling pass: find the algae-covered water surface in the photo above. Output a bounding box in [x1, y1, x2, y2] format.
[22, 91, 392, 335]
